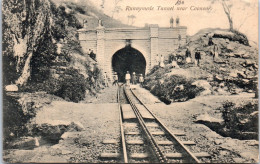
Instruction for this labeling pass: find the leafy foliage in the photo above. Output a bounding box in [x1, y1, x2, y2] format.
[2, 0, 101, 102]
[3, 93, 30, 147]
[144, 66, 204, 104]
[218, 101, 258, 133]
[54, 69, 87, 102]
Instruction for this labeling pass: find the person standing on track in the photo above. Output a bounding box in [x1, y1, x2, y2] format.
[112, 72, 118, 86]
[139, 74, 144, 87]
[103, 72, 109, 87]
[125, 71, 131, 86]
[132, 72, 136, 85]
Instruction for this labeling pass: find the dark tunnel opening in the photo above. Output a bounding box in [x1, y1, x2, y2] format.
[112, 46, 146, 82]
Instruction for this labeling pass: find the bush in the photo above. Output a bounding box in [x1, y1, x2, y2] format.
[3, 93, 30, 148]
[52, 69, 86, 102]
[144, 74, 204, 104]
[22, 68, 87, 103]
[232, 30, 249, 46]
[219, 101, 258, 133]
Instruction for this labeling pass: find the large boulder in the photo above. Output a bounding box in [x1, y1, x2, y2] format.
[242, 53, 250, 59]
[229, 71, 238, 78]
[212, 30, 249, 45]
[5, 85, 18, 92]
[192, 80, 211, 90]
[195, 113, 223, 124]
[32, 120, 84, 141]
[9, 137, 39, 149]
[215, 75, 224, 81]
[194, 113, 224, 129]
[192, 80, 212, 95]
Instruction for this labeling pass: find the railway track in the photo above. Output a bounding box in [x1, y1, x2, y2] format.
[100, 85, 210, 163]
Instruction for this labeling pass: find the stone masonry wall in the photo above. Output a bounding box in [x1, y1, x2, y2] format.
[77, 25, 187, 78]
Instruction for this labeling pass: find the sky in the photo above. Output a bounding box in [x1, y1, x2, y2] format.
[88, 0, 258, 44]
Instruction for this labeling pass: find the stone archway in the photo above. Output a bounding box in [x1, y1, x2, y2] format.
[112, 46, 146, 82]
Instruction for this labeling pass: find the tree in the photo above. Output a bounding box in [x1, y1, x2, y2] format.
[2, 0, 54, 86]
[221, 0, 233, 31]
[111, 0, 122, 18]
[209, 0, 256, 32]
[127, 15, 136, 25]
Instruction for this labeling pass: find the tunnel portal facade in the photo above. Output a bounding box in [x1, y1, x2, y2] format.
[77, 24, 187, 79]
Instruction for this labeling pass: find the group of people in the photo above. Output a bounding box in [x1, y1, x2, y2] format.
[168, 47, 201, 68]
[168, 35, 220, 68]
[185, 47, 202, 66]
[125, 71, 144, 86]
[155, 54, 165, 68]
[103, 71, 144, 87]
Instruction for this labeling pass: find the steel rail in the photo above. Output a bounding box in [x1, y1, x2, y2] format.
[123, 86, 168, 163]
[117, 86, 128, 163]
[129, 88, 201, 163]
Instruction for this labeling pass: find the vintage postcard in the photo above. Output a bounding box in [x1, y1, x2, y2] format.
[2, 0, 258, 163]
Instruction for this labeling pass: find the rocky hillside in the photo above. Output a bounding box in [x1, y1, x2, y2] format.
[144, 28, 258, 104]
[2, 0, 120, 102]
[144, 28, 258, 140]
[52, 0, 132, 29]
[187, 28, 258, 92]
[2, 0, 125, 148]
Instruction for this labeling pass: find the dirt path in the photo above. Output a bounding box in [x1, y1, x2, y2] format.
[3, 86, 258, 163]
[146, 92, 258, 163]
[83, 85, 118, 103]
[4, 87, 120, 163]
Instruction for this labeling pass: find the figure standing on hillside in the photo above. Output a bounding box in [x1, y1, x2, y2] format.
[88, 49, 96, 61]
[98, 19, 103, 27]
[103, 72, 109, 87]
[83, 19, 88, 28]
[208, 36, 214, 46]
[168, 53, 175, 64]
[155, 54, 160, 65]
[171, 58, 180, 69]
[213, 43, 220, 61]
[139, 74, 144, 87]
[170, 17, 174, 28]
[159, 55, 165, 68]
[185, 47, 192, 63]
[176, 16, 180, 26]
[112, 72, 118, 86]
[195, 50, 201, 66]
[132, 72, 136, 85]
[125, 71, 131, 86]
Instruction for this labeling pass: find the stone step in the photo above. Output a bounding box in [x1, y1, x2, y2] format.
[135, 104, 154, 119]
[157, 141, 173, 145]
[174, 132, 186, 136]
[193, 152, 211, 158]
[124, 123, 138, 128]
[122, 104, 136, 120]
[157, 140, 195, 145]
[166, 153, 183, 158]
[131, 153, 149, 159]
[146, 123, 159, 127]
[127, 140, 144, 145]
[102, 139, 118, 144]
[151, 131, 165, 135]
[125, 131, 140, 135]
[166, 152, 211, 159]
[181, 141, 196, 145]
[100, 153, 120, 158]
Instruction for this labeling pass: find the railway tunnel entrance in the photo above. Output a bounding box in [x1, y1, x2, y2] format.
[112, 46, 146, 82]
